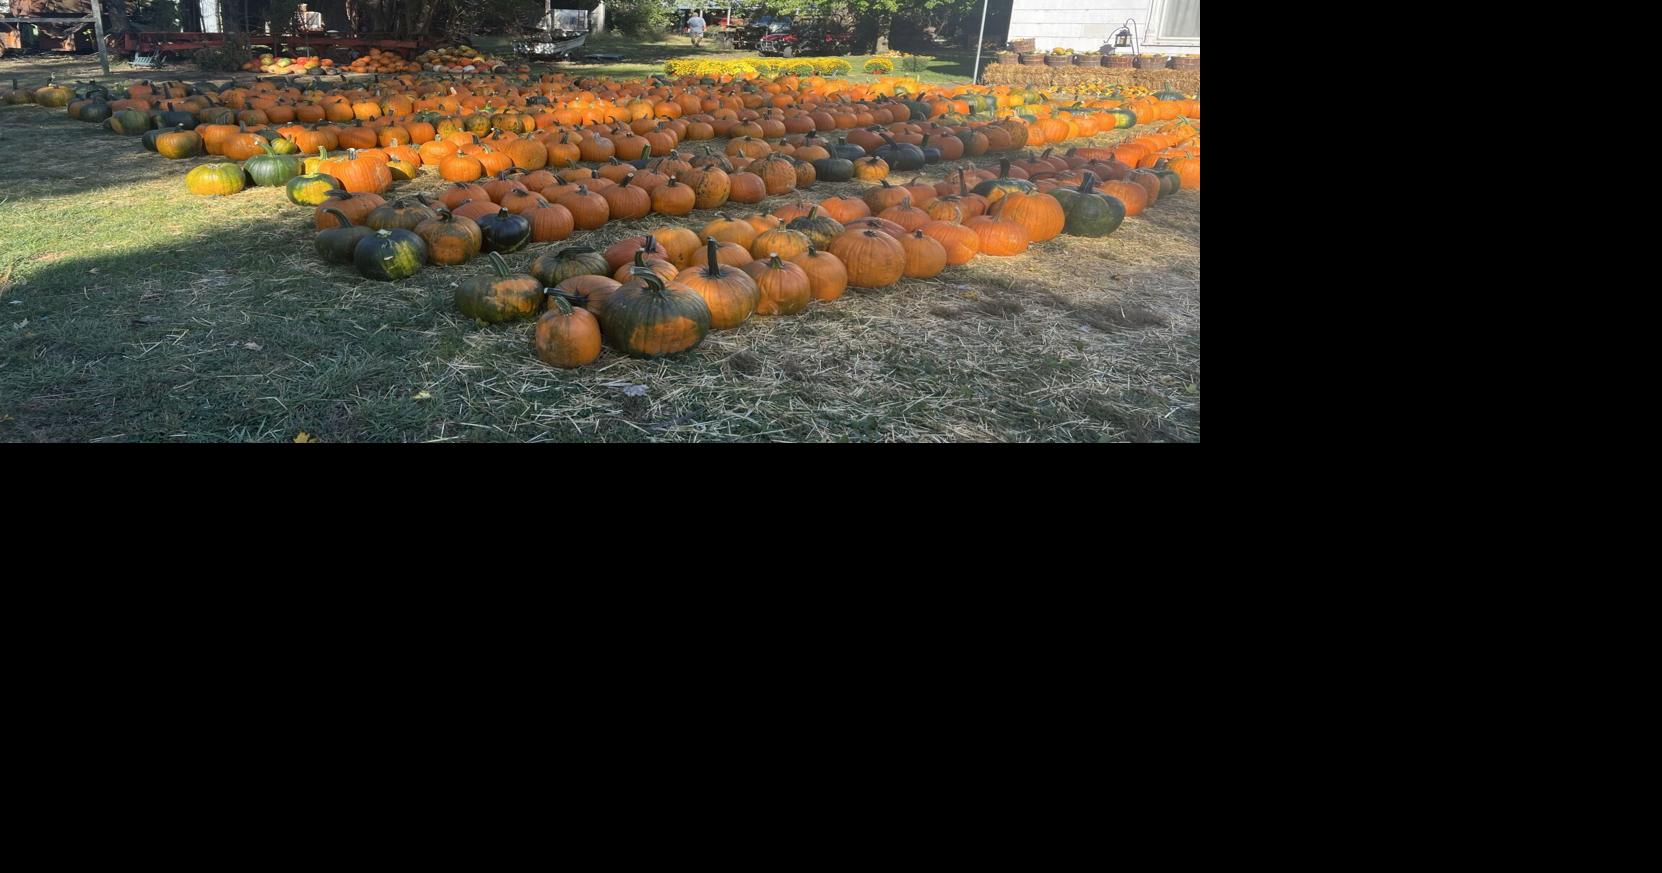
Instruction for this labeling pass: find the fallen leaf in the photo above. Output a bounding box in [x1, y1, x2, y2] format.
[413, 390, 433, 401]
[293, 432, 314, 443]
[243, 342, 262, 351]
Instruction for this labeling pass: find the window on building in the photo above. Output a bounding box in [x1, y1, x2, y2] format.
[1156, 0, 1200, 41]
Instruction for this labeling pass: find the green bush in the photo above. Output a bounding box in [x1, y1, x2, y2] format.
[607, 0, 670, 38]
[788, 61, 815, 76]
[194, 37, 252, 72]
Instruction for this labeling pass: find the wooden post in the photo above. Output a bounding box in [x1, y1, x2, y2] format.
[90, 0, 110, 76]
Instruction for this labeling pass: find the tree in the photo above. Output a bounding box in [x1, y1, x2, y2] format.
[760, 0, 986, 53]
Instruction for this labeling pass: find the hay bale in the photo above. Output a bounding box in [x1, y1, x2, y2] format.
[982, 63, 1200, 94]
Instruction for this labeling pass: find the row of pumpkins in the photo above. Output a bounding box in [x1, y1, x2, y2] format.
[303, 136, 1195, 365]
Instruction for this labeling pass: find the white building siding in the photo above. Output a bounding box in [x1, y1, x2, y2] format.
[1008, 0, 1200, 54]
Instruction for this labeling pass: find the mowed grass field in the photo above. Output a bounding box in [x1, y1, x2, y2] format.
[0, 67, 1198, 442]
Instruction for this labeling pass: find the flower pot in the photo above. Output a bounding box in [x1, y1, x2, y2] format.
[1173, 56, 1200, 71]
[994, 52, 1016, 66]
[1018, 53, 1045, 65]
[1136, 54, 1169, 70]
[1044, 54, 1072, 66]
[1071, 54, 1098, 66]
[1106, 54, 1134, 68]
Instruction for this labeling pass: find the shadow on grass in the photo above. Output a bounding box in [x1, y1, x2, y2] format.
[1, 104, 202, 203]
[0, 209, 483, 442]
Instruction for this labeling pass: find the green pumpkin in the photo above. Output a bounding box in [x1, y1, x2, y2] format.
[1050, 173, 1126, 238]
[812, 157, 854, 182]
[242, 141, 301, 187]
[265, 136, 300, 155]
[287, 173, 344, 206]
[197, 106, 236, 125]
[141, 127, 166, 152]
[315, 208, 375, 264]
[1104, 109, 1137, 129]
[108, 109, 151, 135]
[1147, 160, 1182, 196]
[531, 245, 610, 287]
[353, 229, 428, 281]
[185, 161, 247, 197]
[152, 109, 197, 129]
[76, 101, 112, 123]
[365, 196, 439, 232]
[1154, 81, 1185, 101]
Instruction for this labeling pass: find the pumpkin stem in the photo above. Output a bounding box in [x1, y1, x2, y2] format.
[1079, 172, 1096, 194]
[701, 237, 724, 277]
[488, 250, 511, 277]
[629, 266, 666, 294]
[544, 289, 575, 317]
[321, 207, 353, 228]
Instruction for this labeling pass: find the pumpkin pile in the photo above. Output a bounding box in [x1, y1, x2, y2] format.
[339, 49, 425, 75]
[6, 69, 1198, 370]
[413, 44, 511, 75]
[244, 53, 335, 75]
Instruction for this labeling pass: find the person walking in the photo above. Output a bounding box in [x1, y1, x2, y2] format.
[686, 10, 707, 48]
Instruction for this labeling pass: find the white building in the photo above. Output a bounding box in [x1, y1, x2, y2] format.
[1007, 0, 1199, 54]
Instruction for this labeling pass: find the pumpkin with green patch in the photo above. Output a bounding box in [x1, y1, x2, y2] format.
[287, 172, 343, 206]
[455, 252, 543, 323]
[353, 229, 428, 281]
[600, 267, 711, 358]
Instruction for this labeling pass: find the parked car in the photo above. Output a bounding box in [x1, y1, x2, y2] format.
[757, 19, 854, 57]
[732, 14, 793, 51]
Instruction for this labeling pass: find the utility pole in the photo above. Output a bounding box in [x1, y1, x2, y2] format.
[972, 0, 988, 84]
[90, 0, 110, 76]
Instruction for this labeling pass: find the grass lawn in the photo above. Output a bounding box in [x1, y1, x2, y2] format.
[0, 70, 1198, 442]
